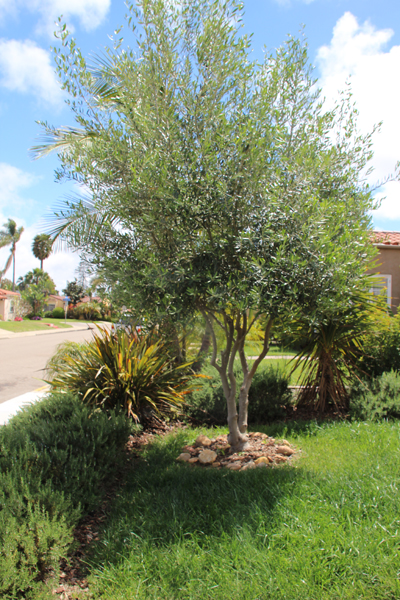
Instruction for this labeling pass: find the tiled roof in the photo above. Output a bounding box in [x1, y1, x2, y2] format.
[48, 294, 65, 301]
[373, 231, 400, 246]
[0, 288, 20, 298]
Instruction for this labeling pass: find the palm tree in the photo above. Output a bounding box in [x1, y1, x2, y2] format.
[0, 219, 24, 291]
[32, 234, 53, 270]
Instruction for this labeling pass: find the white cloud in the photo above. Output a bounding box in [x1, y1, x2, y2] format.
[316, 12, 400, 223]
[0, 0, 17, 23]
[0, 39, 63, 106]
[0, 163, 38, 209]
[5, 0, 111, 36]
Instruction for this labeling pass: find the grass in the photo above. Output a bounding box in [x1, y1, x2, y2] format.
[0, 318, 72, 332]
[249, 356, 303, 386]
[0, 318, 101, 333]
[83, 420, 400, 600]
[244, 342, 296, 357]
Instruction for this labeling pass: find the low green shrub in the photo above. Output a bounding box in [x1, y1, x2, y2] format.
[52, 307, 65, 319]
[71, 302, 103, 320]
[44, 310, 53, 318]
[350, 370, 400, 420]
[248, 366, 292, 422]
[357, 313, 400, 378]
[0, 392, 130, 598]
[185, 363, 291, 424]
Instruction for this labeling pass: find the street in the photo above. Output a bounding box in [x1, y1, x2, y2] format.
[0, 327, 97, 403]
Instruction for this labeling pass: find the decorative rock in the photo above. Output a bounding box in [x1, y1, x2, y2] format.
[211, 462, 221, 468]
[274, 455, 288, 463]
[242, 460, 256, 470]
[198, 449, 217, 464]
[276, 445, 294, 456]
[255, 456, 271, 466]
[226, 461, 242, 470]
[188, 457, 199, 463]
[215, 435, 226, 442]
[177, 453, 191, 462]
[195, 435, 212, 447]
[281, 439, 290, 445]
[256, 461, 268, 468]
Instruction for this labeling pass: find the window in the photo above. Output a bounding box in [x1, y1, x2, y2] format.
[370, 274, 392, 306]
[9, 302, 14, 313]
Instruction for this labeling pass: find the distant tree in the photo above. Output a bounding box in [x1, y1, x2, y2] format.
[75, 259, 91, 290]
[62, 279, 85, 306]
[17, 269, 57, 295]
[32, 234, 53, 270]
[0, 278, 13, 291]
[21, 285, 47, 316]
[0, 219, 24, 291]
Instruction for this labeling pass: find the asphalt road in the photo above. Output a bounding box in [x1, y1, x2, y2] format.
[0, 328, 97, 403]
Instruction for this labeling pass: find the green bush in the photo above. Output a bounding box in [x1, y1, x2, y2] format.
[248, 367, 292, 422]
[46, 327, 198, 422]
[52, 307, 65, 319]
[185, 363, 291, 424]
[0, 392, 130, 598]
[71, 302, 102, 320]
[350, 370, 400, 421]
[357, 313, 400, 378]
[44, 310, 53, 318]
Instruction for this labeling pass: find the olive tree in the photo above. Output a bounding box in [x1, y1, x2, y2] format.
[33, 0, 376, 448]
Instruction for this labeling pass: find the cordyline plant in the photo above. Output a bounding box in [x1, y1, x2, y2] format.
[32, 0, 383, 448]
[288, 288, 385, 414]
[46, 326, 199, 422]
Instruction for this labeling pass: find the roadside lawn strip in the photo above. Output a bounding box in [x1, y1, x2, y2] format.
[0, 318, 97, 333]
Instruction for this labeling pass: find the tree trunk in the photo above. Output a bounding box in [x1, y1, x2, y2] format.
[192, 321, 212, 372]
[12, 251, 15, 292]
[238, 376, 252, 434]
[219, 368, 248, 449]
[40, 259, 43, 270]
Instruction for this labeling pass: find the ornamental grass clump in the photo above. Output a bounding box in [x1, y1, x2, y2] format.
[46, 326, 198, 422]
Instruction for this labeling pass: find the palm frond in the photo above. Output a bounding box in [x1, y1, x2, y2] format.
[30, 125, 99, 160]
[40, 193, 121, 252]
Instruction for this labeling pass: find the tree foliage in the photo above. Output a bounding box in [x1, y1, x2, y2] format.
[62, 279, 85, 306]
[17, 268, 57, 294]
[34, 0, 378, 446]
[32, 234, 53, 270]
[0, 219, 24, 291]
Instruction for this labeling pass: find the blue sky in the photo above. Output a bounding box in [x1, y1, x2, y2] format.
[0, 0, 399, 291]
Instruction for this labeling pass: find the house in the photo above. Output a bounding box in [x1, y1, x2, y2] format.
[370, 231, 400, 312]
[44, 294, 66, 312]
[0, 289, 21, 321]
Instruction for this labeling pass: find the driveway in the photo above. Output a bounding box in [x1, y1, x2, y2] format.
[0, 325, 99, 403]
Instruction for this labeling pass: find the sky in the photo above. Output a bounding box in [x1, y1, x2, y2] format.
[0, 0, 399, 292]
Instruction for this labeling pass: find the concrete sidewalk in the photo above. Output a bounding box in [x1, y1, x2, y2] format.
[0, 387, 50, 425]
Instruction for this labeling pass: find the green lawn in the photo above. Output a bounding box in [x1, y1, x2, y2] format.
[84, 420, 400, 600]
[0, 317, 103, 333]
[0, 318, 73, 332]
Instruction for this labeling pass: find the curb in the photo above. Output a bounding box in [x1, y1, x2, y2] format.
[0, 387, 50, 426]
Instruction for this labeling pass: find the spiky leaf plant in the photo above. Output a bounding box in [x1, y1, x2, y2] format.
[46, 326, 198, 422]
[289, 291, 383, 414]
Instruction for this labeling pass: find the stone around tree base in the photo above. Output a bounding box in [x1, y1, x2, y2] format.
[176, 432, 298, 471]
